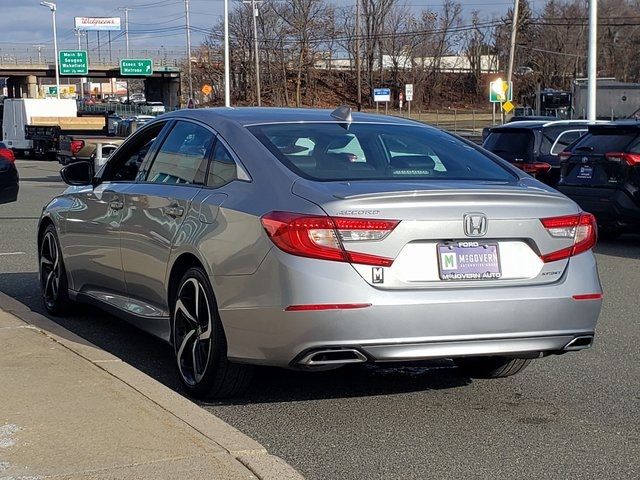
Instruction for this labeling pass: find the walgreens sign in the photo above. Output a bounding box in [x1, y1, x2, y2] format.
[74, 17, 121, 31]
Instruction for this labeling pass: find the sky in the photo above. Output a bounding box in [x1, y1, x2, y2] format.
[0, 0, 548, 59]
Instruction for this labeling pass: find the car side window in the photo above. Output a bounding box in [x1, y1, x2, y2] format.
[101, 122, 165, 182]
[207, 140, 237, 188]
[146, 121, 213, 185]
[551, 130, 586, 155]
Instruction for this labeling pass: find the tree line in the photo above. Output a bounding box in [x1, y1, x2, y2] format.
[185, 0, 640, 109]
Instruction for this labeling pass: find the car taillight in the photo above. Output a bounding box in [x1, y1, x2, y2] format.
[605, 152, 640, 166]
[539, 213, 597, 262]
[261, 211, 399, 266]
[558, 151, 572, 162]
[519, 162, 552, 175]
[0, 148, 15, 163]
[70, 140, 85, 155]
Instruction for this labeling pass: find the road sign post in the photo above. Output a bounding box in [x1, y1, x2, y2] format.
[120, 59, 154, 76]
[405, 84, 413, 117]
[373, 88, 391, 115]
[58, 50, 88, 76]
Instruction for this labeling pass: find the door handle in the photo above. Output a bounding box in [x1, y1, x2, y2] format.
[163, 205, 184, 218]
[109, 199, 124, 210]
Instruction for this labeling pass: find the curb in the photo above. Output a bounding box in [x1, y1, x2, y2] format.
[0, 291, 303, 480]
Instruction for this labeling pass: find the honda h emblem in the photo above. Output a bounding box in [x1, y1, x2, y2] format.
[463, 213, 488, 237]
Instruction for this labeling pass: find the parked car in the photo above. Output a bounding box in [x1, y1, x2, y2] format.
[140, 102, 166, 115]
[39, 107, 602, 398]
[483, 120, 599, 185]
[0, 142, 18, 204]
[557, 121, 640, 238]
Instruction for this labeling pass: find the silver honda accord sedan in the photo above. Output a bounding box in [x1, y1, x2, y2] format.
[38, 107, 603, 398]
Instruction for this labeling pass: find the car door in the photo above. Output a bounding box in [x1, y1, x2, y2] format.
[119, 119, 214, 314]
[61, 121, 168, 300]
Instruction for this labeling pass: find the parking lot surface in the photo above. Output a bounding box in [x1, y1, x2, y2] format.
[1, 159, 638, 479]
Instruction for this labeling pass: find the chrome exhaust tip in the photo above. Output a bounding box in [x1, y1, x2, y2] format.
[563, 335, 594, 351]
[298, 348, 368, 366]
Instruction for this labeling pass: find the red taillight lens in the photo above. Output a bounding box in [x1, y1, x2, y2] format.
[540, 213, 597, 262]
[519, 162, 552, 175]
[0, 148, 15, 163]
[605, 151, 640, 166]
[70, 140, 85, 155]
[261, 211, 399, 266]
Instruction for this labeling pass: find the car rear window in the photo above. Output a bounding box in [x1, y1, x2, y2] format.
[483, 130, 535, 161]
[249, 123, 517, 182]
[572, 130, 639, 153]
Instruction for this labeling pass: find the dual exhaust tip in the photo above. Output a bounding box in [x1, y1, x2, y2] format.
[297, 335, 595, 367]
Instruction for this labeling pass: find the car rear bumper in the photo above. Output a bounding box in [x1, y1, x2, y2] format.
[557, 185, 640, 227]
[215, 249, 602, 367]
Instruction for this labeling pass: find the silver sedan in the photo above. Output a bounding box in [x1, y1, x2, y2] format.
[38, 107, 603, 398]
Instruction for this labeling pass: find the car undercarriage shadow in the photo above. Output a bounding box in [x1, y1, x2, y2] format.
[0, 271, 472, 403]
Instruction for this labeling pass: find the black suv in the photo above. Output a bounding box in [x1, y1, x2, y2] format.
[557, 121, 640, 237]
[483, 120, 594, 185]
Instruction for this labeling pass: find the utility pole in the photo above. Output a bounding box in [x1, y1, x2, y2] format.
[243, 0, 261, 106]
[506, 0, 519, 92]
[119, 7, 132, 104]
[587, 0, 597, 121]
[184, 0, 193, 100]
[224, 0, 230, 107]
[119, 7, 132, 57]
[355, 0, 362, 110]
[74, 29, 85, 100]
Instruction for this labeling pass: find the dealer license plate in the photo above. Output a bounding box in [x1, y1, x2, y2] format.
[438, 242, 501, 281]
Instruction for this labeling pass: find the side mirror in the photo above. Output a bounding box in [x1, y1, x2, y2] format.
[60, 161, 94, 186]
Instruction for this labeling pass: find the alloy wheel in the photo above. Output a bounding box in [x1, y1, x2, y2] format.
[40, 231, 60, 309]
[174, 277, 213, 386]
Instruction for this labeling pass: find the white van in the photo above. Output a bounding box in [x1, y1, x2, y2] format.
[1, 99, 77, 155]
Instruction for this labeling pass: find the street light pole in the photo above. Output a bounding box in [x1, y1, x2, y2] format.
[119, 7, 131, 57]
[184, 0, 193, 101]
[506, 0, 519, 89]
[355, 0, 361, 111]
[587, 0, 598, 121]
[243, 0, 261, 106]
[74, 29, 85, 100]
[41, 1, 60, 99]
[224, 0, 231, 107]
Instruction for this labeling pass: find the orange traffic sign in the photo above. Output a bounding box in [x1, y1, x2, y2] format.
[201, 84, 213, 95]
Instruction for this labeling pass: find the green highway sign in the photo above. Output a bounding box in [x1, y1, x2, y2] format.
[59, 50, 88, 76]
[120, 59, 154, 76]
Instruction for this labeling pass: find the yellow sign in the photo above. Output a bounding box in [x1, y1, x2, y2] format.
[502, 100, 515, 113]
[201, 84, 213, 95]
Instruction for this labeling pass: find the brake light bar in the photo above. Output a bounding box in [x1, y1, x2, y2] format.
[540, 213, 597, 262]
[518, 162, 552, 175]
[605, 152, 640, 166]
[261, 211, 399, 267]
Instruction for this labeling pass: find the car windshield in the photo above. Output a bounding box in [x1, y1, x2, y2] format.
[483, 130, 535, 161]
[572, 131, 638, 153]
[249, 123, 517, 182]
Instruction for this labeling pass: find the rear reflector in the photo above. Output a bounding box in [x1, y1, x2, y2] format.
[540, 213, 597, 262]
[285, 303, 371, 311]
[261, 211, 398, 266]
[558, 152, 572, 162]
[572, 293, 603, 301]
[605, 152, 640, 166]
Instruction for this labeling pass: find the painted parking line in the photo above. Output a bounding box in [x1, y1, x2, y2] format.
[0, 252, 26, 256]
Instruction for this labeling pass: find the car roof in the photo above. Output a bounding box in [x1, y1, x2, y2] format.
[161, 107, 422, 128]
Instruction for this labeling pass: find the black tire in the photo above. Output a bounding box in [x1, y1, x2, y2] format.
[172, 267, 253, 399]
[454, 356, 532, 378]
[39, 224, 72, 316]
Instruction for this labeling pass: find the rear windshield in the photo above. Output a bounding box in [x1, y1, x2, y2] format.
[483, 130, 535, 161]
[249, 123, 517, 182]
[572, 131, 638, 153]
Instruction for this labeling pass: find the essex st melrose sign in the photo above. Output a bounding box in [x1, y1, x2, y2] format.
[120, 59, 154, 76]
[59, 50, 88, 76]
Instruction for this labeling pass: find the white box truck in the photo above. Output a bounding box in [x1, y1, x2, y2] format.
[1, 99, 77, 156]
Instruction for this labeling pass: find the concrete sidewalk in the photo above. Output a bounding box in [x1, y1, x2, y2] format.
[0, 294, 302, 480]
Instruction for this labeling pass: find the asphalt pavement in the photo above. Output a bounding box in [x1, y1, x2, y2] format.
[1, 159, 638, 480]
